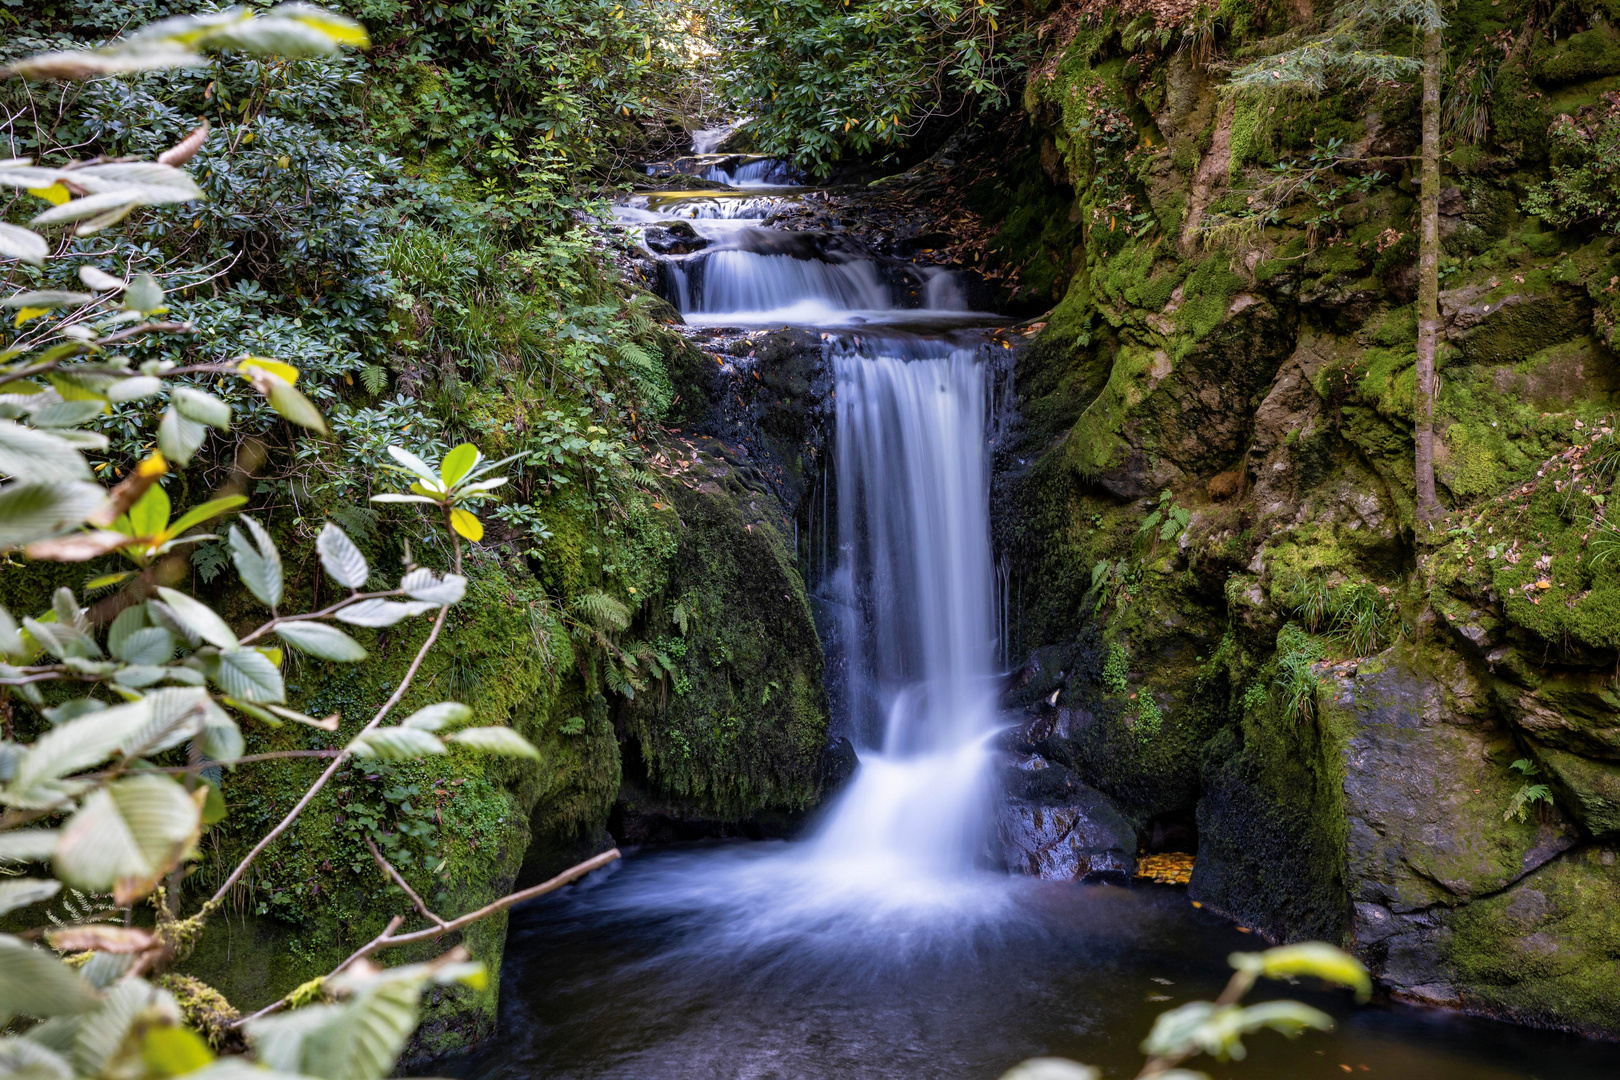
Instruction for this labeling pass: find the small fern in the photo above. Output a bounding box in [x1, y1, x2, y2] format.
[360, 363, 389, 395]
[329, 504, 381, 545]
[191, 538, 232, 584]
[46, 887, 120, 927]
[1504, 758, 1556, 822]
[670, 599, 690, 636]
[575, 590, 630, 632]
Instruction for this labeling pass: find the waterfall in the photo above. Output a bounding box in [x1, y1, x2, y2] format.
[670, 250, 893, 323]
[700, 158, 792, 187]
[810, 338, 998, 876]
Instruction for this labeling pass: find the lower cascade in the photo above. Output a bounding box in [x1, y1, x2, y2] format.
[816, 340, 999, 877]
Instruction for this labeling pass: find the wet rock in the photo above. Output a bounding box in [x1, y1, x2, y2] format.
[820, 736, 859, 795]
[643, 221, 709, 255]
[996, 762, 1136, 883]
[1325, 645, 1578, 914]
[1442, 844, 1620, 1037]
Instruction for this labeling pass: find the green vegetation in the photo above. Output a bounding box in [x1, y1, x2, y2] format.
[998, 943, 1371, 1080]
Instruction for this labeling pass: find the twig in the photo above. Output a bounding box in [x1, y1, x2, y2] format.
[363, 834, 447, 929]
[234, 849, 620, 1027]
[206, 601, 451, 908]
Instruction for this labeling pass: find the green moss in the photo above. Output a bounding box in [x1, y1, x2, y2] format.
[621, 450, 828, 817]
[1447, 846, 1620, 1036]
[1228, 96, 1262, 182]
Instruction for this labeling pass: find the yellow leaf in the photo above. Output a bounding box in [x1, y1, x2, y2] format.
[257, 646, 284, 667]
[143, 1025, 214, 1078]
[450, 508, 484, 542]
[238, 356, 299, 385]
[13, 307, 48, 327]
[28, 183, 70, 206]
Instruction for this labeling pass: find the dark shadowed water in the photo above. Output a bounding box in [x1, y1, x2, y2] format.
[436, 843, 1617, 1080]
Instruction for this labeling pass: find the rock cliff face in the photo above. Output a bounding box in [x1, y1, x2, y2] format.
[986, 0, 1620, 1038]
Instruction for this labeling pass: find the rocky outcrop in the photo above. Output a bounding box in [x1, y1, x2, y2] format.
[987, 0, 1620, 1039]
[994, 753, 1136, 882]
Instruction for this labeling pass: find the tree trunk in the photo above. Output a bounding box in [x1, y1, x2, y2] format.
[1414, 25, 1442, 521]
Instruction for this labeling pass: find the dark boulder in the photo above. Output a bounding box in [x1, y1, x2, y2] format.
[995, 755, 1136, 883]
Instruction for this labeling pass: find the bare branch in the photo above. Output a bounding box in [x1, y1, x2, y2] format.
[363, 834, 447, 929]
[206, 601, 452, 908]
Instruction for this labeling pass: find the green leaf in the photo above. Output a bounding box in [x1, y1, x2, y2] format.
[996, 1061, 1100, 1080]
[126, 686, 211, 756]
[0, 222, 48, 266]
[0, 829, 60, 864]
[213, 647, 285, 703]
[448, 726, 540, 758]
[54, 774, 201, 904]
[0, 936, 100, 1018]
[439, 443, 481, 488]
[156, 407, 208, 467]
[166, 494, 247, 537]
[333, 598, 436, 627]
[154, 586, 238, 649]
[399, 568, 465, 605]
[400, 702, 470, 732]
[1232, 943, 1372, 1001]
[249, 959, 431, 1080]
[141, 1024, 214, 1077]
[113, 626, 175, 665]
[5, 697, 155, 807]
[171, 386, 230, 430]
[30, 399, 107, 429]
[229, 516, 283, 609]
[348, 727, 446, 761]
[105, 603, 147, 659]
[251, 370, 326, 432]
[0, 290, 93, 309]
[78, 265, 124, 292]
[385, 444, 442, 488]
[126, 483, 171, 539]
[0, 1034, 75, 1079]
[276, 621, 367, 662]
[200, 705, 245, 761]
[0, 419, 94, 482]
[316, 522, 368, 589]
[449, 508, 483, 542]
[0, 877, 60, 917]
[0, 481, 105, 549]
[106, 375, 163, 403]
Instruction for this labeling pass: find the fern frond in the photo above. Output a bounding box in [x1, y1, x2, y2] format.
[575, 590, 630, 632]
[361, 364, 389, 395]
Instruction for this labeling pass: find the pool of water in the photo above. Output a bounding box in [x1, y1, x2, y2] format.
[435, 843, 1616, 1080]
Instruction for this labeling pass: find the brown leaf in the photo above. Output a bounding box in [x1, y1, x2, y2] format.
[46, 925, 156, 954]
[25, 530, 133, 562]
[157, 120, 209, 167]
[86, 453, 168, 527]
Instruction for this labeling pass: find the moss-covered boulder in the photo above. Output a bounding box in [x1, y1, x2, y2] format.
[617, 432, 829, 835]
[1445, 844, 1620, 1035]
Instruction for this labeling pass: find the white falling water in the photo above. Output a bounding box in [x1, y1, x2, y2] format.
[669, 249, 893, 323]
[700, 158, 788, 187]
[813, 341, 999, 878]
[568, 337, 1012, 949]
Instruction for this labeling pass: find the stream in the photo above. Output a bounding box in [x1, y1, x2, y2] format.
[439, 148, 1618, 1080]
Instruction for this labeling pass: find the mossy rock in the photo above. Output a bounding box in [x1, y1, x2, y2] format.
[1445, 844, 1620, 1037]
[1323, 643, 1579, 913]
[618, 434, 829, 821]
